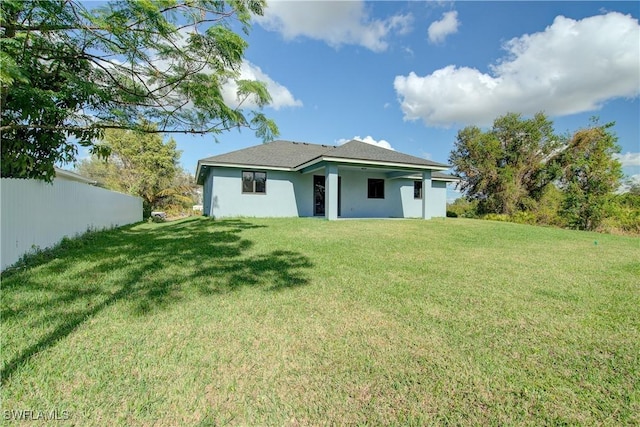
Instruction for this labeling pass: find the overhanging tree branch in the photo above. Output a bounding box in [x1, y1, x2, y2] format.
[0, 120, 268, 135]
[1, 0, 278, 182]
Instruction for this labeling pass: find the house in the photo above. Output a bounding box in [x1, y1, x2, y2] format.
[54, 167, 98, 185]
[195, 139, 458, 220]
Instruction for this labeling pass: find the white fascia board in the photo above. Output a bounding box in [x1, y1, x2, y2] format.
[404, 173, 460, 182]
[196, 161, 291, 179]
[196, 161, 293, 184]
[54, 167, 97, 185]
[433, 177, 460, 182]
[197, 161, 293, 171]
[295, 156, 449, 172]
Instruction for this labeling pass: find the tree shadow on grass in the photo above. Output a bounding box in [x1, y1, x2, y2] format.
[1, 217, 313, 384]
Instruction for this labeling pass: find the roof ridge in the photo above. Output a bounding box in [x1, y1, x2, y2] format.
[325, 139, 450, 168]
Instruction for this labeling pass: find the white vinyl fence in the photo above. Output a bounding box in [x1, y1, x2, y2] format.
[1, 178, 142, 271]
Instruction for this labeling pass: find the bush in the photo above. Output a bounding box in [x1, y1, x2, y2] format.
[511, 211, 537, 225]
[447, 198, 479, 218]
[481, 212, 536, 225]
[598, 193, 640, 235]
[447, 187, 639, 236]
[598, 215, 640, 235]
[531, 185, 566, 227]
[483, 213, 510, 222]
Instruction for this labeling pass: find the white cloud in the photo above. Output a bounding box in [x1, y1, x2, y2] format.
[395, 12, 640, 127]
[256, 1, 412, 52]
[618, 174, 640, 193]
[221, 61, 302, 110]
[614, 152, 640, 167]
[337, 135, 395, 150]
[101, 29, 301, 112]
[428, 11, 459, 44]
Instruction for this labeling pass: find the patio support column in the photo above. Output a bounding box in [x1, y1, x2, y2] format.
[421, 170, 432, 220]
[325, 164, 338, 220]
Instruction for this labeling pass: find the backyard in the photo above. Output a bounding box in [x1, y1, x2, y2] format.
[1, 217, 638, 425]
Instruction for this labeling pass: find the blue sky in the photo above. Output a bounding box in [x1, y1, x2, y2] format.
[170, 2, 639, 193]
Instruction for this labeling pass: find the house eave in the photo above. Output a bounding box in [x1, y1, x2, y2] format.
[296, 156, 450, 174]
[432, 177, 461, 182]
[402, 174, 461, 182]
[54, 167, 97, 185]
[196, 161, 294, 184]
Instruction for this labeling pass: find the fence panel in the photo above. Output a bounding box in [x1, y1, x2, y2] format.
[1, 178, 142, 270]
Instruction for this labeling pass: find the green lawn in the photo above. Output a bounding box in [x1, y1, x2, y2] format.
[1, 217, 638, 425]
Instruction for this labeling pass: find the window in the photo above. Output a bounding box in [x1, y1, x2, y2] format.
[242, 171, 266, 194]
[414, 181, 422, 199]
[368, 178, 384, 199]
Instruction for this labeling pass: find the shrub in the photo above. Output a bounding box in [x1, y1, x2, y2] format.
[511, 211, 537, 225]
[483, 213, 510, 222]
[598, 193, 640, 235]
[447, 198, 479, 218]
[531, 185, 566, 227]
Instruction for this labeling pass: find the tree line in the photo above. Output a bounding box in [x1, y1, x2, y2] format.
[448, 112, 639, 234]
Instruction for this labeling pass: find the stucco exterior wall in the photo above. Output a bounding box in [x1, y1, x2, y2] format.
[202, 166, 449, 219]
[429, 180, 448, 218]
[398, 179, 448, 218]
[338, 170, 403, 218]
[205, 168, 313, 218]
[203, 169, 214, 216]
[399, 179, 422, 218]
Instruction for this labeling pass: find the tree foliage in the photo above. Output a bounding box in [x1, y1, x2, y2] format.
[155, 168, 200, 215]
[1, 0, 278, 181]
[449, 113, 629, 233]
[449, 112, 561, 215]
[77, 126, 195, 217]
[557, 121, 623, 230]
[601, 192, 640, 235]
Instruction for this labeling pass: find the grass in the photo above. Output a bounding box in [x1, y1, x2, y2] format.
[1, 217, 638, 425]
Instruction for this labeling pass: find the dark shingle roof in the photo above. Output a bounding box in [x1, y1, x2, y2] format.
[198, 140, 333, 169]
[197, 139, 451, 184]
[323, 140, 449, 169]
